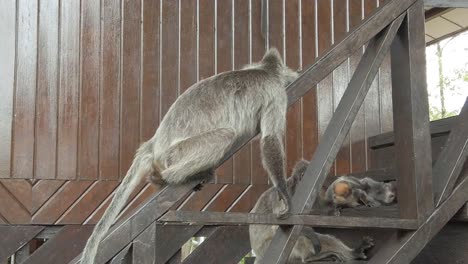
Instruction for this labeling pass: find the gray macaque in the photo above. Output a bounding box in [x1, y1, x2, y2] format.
[322, 173, 397, 216]
[250, 160, 375, 263]
[81, 48, 297, 263]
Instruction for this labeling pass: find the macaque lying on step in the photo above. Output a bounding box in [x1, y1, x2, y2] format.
[321, 171, 397, 216]
[249, 160, 375, 263]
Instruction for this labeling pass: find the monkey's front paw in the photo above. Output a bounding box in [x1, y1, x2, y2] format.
[361, 236, 375, 249]
[276, 209, 291, 220]
[333, 209, 342, 216]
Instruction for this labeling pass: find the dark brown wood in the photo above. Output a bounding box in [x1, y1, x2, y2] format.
[333, 0, 351, 176]
[260, 15, 405, 263]
[132, 222, 156, 264]
[413, 223, 468, 263]
[1, 180, 32, 214]
[368, 166, 468, 264]
[12, 0, 38, 179]
[390, 0, 433, 222]
[78, 0, 100, 180]
[57, 0, 80, 180]
[35, 0, 59, 180]
[433, 99, 468, 206]
[424, 0, 468, 8]
[204, 184, 248, 212]
[349, 0, 367, 174]
[23, 225, 93, 264]
[424, 7, 451, 21]
[120, 0, 142, 181]
[178, 184, 223, 211]
[0, 0, 15, 179]
[110, 244, 132, 264]
[301, 0, 319, 163]
[71, 184, 197, 264]
[56, 181, 119, 224]
[140, 0, 160, 143]
[0, 183, 30, 223]
[179, 0, 197, 95]
[285, 0, 303, 177]
[99, 0, 121, 181]
[368, 116, 457, 149]
[181, 226, 250, 264]
[32, 180, 93, 224]
[160, 210, 419, 230]
[286, 0, 418, 106]
[31, 180, 65, 214]
[316, 0, 334, 176]
[0, 226, 44, 261]
[228, 185, 269, 213]
[155, 224, 203, 264]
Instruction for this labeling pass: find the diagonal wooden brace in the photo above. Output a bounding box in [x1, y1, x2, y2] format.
[434, 99, 468, 207]
[258, 14, 405, 264]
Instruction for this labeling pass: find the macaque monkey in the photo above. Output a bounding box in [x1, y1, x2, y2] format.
[250, 160, 375, 263]
[81, 48, 297, 263]
[322, 175, 397, 216]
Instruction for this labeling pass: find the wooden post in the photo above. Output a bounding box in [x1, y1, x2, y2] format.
[433, 99, 468, 206]
[390, 0, 434, 222]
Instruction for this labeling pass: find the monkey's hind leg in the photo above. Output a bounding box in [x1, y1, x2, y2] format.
[161, 128, 236, 185]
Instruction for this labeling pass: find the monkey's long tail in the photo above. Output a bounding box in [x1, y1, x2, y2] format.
[81, 141, 155, 264]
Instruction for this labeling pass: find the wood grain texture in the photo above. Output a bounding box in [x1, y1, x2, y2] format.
[12, 0, 38, 179]
[23, 225, 93, 264]
[78, 0, 100, 180]
[333, 1, 351, 176]
[0, 0, 15, 179]
[301, 0, 318, 161]
[0, 225, 44, 261]
[285, 0, 303, 177]
[180, 0, 198, 94]
[120, 0, 142, 180]
[57, 0, 80, 180]
[35, 0, 59, 180]
[141, 0, 160, 142]
[100, 0, 121, 181]
[391, 1, 434, 221]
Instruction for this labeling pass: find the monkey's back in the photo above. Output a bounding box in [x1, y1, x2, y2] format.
[152, 68, 286, 154]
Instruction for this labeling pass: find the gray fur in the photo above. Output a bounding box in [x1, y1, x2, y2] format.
[81, 48, 297, 263]
[250, 160, 374, 263]
[322, 174, 397, 216]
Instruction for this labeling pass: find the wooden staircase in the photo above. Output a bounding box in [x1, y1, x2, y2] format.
[2, 0, 466, 263]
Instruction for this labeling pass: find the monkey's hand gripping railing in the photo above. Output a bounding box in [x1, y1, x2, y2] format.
[71, 0, 468, 263]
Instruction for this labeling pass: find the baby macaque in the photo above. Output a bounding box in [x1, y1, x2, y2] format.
[249, 160, 375, 263]
[322, 174, 397, 216]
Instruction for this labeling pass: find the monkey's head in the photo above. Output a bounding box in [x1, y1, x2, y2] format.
[261, 48, 299, 87]
[369, 181, 397, 205]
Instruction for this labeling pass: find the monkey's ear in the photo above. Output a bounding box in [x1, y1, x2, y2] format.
[261, 48, 284, 68]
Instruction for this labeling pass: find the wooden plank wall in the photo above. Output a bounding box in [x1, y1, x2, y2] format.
[0, 0, 393, 224]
